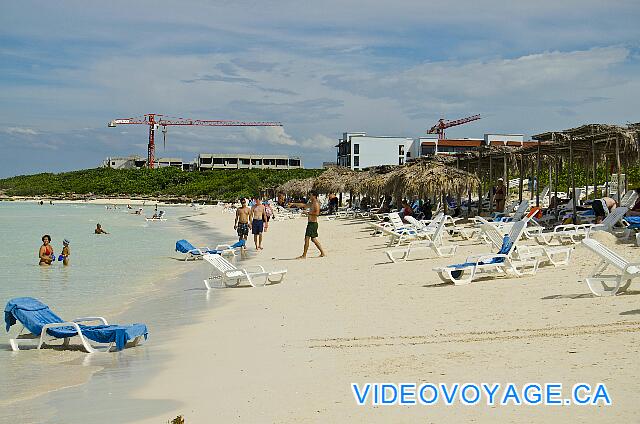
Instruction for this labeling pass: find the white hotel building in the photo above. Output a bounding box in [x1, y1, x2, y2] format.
[336, 132, 534, 170]
[336, 132, 426, 170]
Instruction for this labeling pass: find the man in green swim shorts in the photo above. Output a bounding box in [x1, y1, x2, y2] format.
[289, 190, 326, 259]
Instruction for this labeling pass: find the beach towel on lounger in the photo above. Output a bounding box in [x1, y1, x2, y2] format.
[175, 239, 245, 255]
[625, 216, 640, 229]
[4, 297, 148, 351]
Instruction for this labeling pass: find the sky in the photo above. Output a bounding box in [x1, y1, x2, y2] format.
[1, 0, 639, 177]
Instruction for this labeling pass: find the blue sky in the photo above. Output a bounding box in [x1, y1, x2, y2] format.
[1, 0, 639, 177]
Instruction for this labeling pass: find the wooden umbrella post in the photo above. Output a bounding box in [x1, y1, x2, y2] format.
[518, 153, 523, 203]
[489, 156, 494, 213]
[569, 135, 577, 224]
[536, 139, 541, 207]
[591, 138, 597, 200]
[615, 135, 622, 204]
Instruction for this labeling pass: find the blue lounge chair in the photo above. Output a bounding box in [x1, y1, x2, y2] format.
[5, 297, 148, 353]
[175, 239, 245, 261]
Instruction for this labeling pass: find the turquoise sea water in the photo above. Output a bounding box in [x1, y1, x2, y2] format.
[0, 201, 200, 413]
[0, 202, 190, 318]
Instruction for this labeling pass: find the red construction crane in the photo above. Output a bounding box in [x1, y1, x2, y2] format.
[427, 114, 481, 140]
[108, 113, 283, 168]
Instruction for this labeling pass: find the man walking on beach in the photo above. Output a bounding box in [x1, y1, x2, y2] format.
[234, 198, 250, 246]
[250, 198, 267, 250]
[289, 190, 326, 259]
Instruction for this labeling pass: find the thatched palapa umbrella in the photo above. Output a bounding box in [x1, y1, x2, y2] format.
[277, 177, 315, 196]
[312, 166, 356, 194]
[385, 158, 479, 199]
[360, 165, 396, 197]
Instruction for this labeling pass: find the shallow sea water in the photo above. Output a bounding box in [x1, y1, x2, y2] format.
[0, 202, 216, 418]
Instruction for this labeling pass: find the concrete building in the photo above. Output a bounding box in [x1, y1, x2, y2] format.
[197, 154, 302, 170]
[419, 138, 483, 155]
[336, 131, 539, 167]
[154, 157, 184, 169]
[102, 156, 147, 169]
[336, 132, 421, 170]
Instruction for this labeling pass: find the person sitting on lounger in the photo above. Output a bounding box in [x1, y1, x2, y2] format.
[95, 223, 109, 234]
[38, 234, 54, 266]
[592, 197, 617, 223]
[626, 188, 640, 217]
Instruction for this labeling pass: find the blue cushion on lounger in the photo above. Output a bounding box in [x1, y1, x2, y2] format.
[625, 216, 640, 228]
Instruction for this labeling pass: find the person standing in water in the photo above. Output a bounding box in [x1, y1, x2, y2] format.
[38, 234, 54, 266]
[60, 239, 70, 266]
[250, 198, 267, 250]
[288, 190, 326, 259]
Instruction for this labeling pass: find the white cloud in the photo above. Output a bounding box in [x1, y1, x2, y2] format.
[4, 126, 39, 136]
[244, 126, 297, 146]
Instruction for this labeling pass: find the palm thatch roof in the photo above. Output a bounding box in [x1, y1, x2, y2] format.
[312, 166, 356, 193]
[277, 177, 315, 196]
[385, 158, 480, 198]
[360, 165, 397, 197]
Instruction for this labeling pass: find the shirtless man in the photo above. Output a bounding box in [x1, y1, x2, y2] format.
[250, 198, 267, 250]
[234, 198, 251, 245]
[593, 196, 617, 223]
[289, 190, 326, 259]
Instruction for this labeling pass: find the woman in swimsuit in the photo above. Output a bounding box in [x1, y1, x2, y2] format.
[39, 234, 54, 266]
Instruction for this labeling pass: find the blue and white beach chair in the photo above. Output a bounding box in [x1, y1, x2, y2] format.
[5, 297, 148, 353]
[175, 239, 245, 261]
[433, 220, 539, 285]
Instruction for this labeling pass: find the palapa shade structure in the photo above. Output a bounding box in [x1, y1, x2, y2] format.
[360, 165, 396, 197]
[312, 166, 356, 194]
[277, 177, 315, 196]
[384, 158, 480, 199]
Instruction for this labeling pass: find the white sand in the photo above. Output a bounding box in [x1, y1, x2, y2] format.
[133, 208, 640, 423]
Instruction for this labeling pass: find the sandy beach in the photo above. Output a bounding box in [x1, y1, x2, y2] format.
[123, 207, 640, 423]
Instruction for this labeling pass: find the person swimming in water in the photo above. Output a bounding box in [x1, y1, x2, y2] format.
[95, 223, 109, 234]
[39, 234, 54, 266]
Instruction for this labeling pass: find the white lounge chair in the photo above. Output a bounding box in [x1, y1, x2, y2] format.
[480, 220, 571, 267]
[203, 254, 287, 289]
[581, 238, 640, 296]
[433, 221, 539, 285]
[535, 207, 629, 245]
[385, 218, 457, 262]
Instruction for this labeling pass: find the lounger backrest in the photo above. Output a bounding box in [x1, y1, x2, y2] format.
[600, 207, 629, 229]
[482, 223, 504, 250]
[506, 220, 527, 249]
[176, 239, 196, 253]
[4, 297, 64, 335]
[203, 254, 238, 273]
[512, 200, 530, 221]
[622, 191, 638, 208]
[432, 218, 447, 245]
[404, 215, 422, 229]
[582, 239, 629, 271]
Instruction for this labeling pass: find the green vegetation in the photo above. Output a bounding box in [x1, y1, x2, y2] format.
[0, 167, 324, 200]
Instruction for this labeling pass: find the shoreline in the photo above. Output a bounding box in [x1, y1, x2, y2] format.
[4, 205, 639, 422]
[1, 204, 221, 419]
